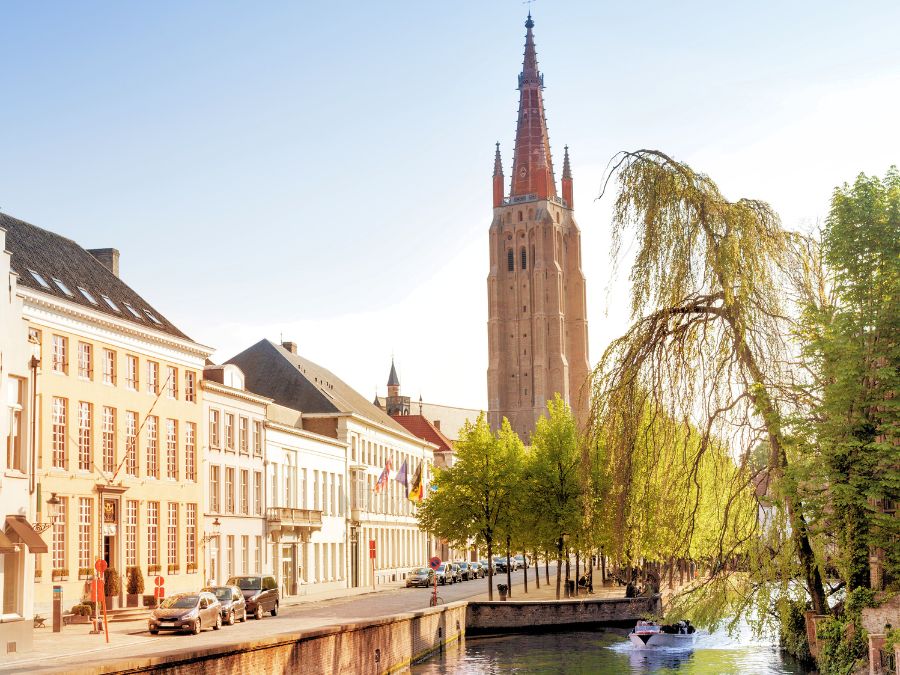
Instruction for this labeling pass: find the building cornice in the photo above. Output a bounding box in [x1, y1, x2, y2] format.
[301, 412, 439, 452]
[264, 420, 348, 449]
[19, 286, 214, 359]
[201, 380, 273, 406]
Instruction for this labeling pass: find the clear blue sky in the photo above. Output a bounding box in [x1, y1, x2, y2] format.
[3, 1, 899, 407]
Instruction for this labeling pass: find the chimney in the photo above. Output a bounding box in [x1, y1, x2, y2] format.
[433, 420, 441, 430]
[282, 341, 298, 354]
[88, 248, 120, 277]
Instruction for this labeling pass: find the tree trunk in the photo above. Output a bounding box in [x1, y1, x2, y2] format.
[506, 536, 512, 599]
[601, 551, 606, 585]
[545, 551, 550, 585]
[556, 539, 563, 600]
[575, 551, 580, 597]
[486, 537, 493, 601]
[565, 545, 571, 596]
[522, 550, 528, 593]
[533, 548, 540, 589]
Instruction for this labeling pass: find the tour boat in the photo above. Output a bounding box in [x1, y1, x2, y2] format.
[629, 620, 698, 648]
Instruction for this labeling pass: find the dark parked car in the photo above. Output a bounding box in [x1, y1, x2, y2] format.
[469, 561, 485, 579]
[434, 563, 454, 585]
[493, 557, 509, 573]
[406, 567, 435, 588]
[202, 585, 247, 625]
[226, 575, 279, 619]
[149, 592, 221, 635]
[453, 562, 473, 581]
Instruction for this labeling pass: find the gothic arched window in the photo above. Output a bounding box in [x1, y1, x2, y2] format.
[507, 249, 514, 272]
[520, 247, 527, 270]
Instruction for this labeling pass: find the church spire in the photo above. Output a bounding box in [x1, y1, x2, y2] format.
[492, 142, 505, 207]
[510, 12, 557, 200]
[387, 358, 400, 398]
[561, 145, 573, 207]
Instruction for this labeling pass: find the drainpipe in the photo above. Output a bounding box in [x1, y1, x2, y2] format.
[29, 354, 40, 496]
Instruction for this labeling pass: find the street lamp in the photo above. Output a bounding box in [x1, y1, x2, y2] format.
[34, 493, 62, 534]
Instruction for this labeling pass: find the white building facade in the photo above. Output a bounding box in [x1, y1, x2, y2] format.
[201, 365, 270, 585]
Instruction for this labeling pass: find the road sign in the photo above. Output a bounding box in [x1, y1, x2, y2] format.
[369, 539, 376, 560]
[429, 556, 441, 570]
[154, 575, 165, 587]
[94, 559, 108, 575]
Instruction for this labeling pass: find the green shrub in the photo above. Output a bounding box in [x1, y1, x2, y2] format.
[105, 568, 120, 597]
[777, 598, 812, 662]
[817, 587, 881, 674]
[70, 603, 93, 616]
[127, 566, 144, 595]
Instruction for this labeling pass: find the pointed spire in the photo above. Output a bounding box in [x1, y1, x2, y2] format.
[561, 145, 574, 208]
[562, 145, 571, 179]
[493, 142, 503, 177]
[492, 142, 505, 208]
[387, 359, 400, 387]
[510, 13, 557, 200]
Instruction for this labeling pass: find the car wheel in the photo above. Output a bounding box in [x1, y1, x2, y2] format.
[149, 629, 159, 635]
[227, 610, 235, 626]
[255, 604, 264, 620]
[193, 619, 201, 635]
[271, 602, 278, 617]
[213, 613, 222, 631]
[241, 608, 247, 622]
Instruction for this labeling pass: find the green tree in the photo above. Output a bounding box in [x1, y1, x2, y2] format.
[417, 413, 524, 600]
[528, 395, 583, 599]
[593, 149, 828, 614]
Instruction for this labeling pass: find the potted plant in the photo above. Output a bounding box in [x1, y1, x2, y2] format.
[186, 562, 197, 574]
[52, 568, 68, 581]
[78, 567, 92, 580]
[147, 563, 161, 575]
[69, 604, 92, 624]
[167, 563, 180, 575]
[126, 566, 144, 607]
[104, 567, 120, 609]
[34, 568, 42, 582]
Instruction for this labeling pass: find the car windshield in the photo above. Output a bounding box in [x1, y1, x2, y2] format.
[210, 588, 232, 600]
[410, 568, 429, 575]
[161, 595, 198, 609]
[230, 577, 260, 590]
[437, 564, 447, 572]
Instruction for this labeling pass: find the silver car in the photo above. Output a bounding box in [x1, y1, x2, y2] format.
[202, 585, 247, 625]
[149, 591, 222, 635]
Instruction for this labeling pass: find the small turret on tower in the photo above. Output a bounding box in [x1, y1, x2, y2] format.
[385, 358, 410, 416]
[492, 142, 505, 208]
[562, 145, 573, 208]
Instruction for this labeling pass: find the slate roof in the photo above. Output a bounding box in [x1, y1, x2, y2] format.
[387, 360, 400, 387]
[392, 415, 454, 454]
[227, 340, 413, 435]
[374, 397, 483, 443]
[0, 212, 190, 340]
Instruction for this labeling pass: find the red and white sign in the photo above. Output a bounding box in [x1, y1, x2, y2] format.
[94, 559, 108, 575]
[369, 539, 376, 560]
[429, 556, 441, 570]
[154, 575, 165, 587]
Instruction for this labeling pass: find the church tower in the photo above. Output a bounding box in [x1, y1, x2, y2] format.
[487, 13, 590, 441]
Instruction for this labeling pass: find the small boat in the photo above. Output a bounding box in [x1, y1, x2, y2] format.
[629, 620, 697, 648]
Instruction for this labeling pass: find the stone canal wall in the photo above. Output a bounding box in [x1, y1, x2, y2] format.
[466, 596, 661, 635]
[79, 601, 467, 675]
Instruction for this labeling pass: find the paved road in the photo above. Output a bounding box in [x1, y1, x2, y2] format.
[10, 567, 543, 674]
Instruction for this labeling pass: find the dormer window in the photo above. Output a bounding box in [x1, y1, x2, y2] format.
[144, 310, 162, 325]
[51, 277, 74, 297]
[123, 303, 142, 319]
[78, 287, 99, 305]
[101, 295, 120, 312]
[29, 270, 51, 289]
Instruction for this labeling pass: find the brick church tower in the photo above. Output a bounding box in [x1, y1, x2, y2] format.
[487, 13, 590, 441]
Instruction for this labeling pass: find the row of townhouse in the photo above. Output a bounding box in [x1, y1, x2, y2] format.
[0, 213, 439, 654]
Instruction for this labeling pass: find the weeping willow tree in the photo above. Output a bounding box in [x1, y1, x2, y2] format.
[591, 150, 828, 620]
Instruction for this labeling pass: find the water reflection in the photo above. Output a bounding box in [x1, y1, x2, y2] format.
[411, 626, 814, 674]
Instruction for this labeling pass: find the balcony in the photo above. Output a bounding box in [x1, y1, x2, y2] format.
[266, 507, 323, 532]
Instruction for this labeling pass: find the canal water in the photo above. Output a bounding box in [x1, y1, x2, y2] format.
[411, 622, 814, 674]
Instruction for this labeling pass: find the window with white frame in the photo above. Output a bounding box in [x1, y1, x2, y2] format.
[52, 497, 67, 571]
[241, 535, 249, 574]
[125, 355, 138, 389]
[240, 469, 249, 514]
[146, 415, 158, 478]
[209, 465, 220, 512]
[77, 342, 92, 378]
[51, 334, 67, 374]
[224, 414, 234, 450]
[146, 361, 159, 394]
[51, 396, 67, 469]
[125, 500, 137, 567]
[125, 411, 138, 476]
[185, 422, 196, 481]
[300, 468, 307, 509]
[102, 349, 116, 384]
[78, 498, 92, 573]
[147, 502, 159, 567]
[166, 419, 178, 479]
[186, 504, 197, 568]
[254, 536, 262, 574]
[77, 402, 92, 471]
[166, 366, 177, 399]
[209, 409, 220, 448]
[239, 417, 248, 453]
[337, 475, 344, 516]
[226, 535, 234, 578]
[225, 467, 235, 513]
[6, 377, 25, 472]
[252, 421, 262, 456]
[185, 371, 196, 402]
[313, 470, 319, 510]
[254, 471, 262, 515]
[102, 406, 116, 474]
[167, 503, 178, 569]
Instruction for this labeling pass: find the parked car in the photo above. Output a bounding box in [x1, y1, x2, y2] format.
[406, 567, 435, 588]
[453, 562, 472, 581]
[493, 557, 508, 573]
[148, 592, 221, 635]
[514, 555, 528, 570]
[202, 585, 247, 625]
[226, 575, 279, 619]
[434, 563, 454, 585]
[479, 558, 493, 574]
[469, 561, 485, 578]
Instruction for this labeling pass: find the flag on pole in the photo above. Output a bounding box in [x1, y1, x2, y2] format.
[374, 459, 392, 493]
[394, 459, 408, 488]
[408, 461, 424, 503]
